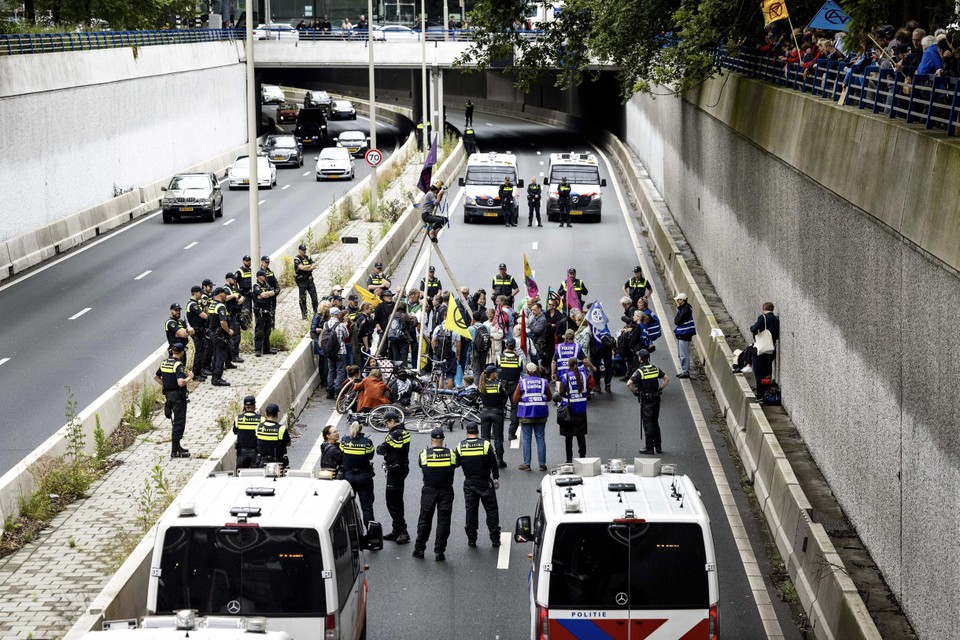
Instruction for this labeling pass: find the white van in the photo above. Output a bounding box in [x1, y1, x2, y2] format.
[514, 458, 719, 640]
[458, 152, 523, 223]
[545, 152, 606, 222]
[146, 469, 382, 640]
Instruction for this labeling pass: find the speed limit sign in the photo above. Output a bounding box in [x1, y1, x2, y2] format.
[365, 148, 383, 167]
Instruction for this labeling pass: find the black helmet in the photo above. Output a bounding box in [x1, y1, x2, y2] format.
[396, 369, 409, 379]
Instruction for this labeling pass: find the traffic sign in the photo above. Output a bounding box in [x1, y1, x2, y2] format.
[365, 148, 383, 167]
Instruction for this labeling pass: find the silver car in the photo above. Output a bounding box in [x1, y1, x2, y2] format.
[262, 134, 304, 167]
[161, 173, 223, 223]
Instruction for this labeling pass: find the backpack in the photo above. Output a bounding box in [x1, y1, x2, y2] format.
[321, 323, 340, 357]
[435, 328, 453, 358]
[387, 316, 404, 343]
[473, 325, 491, 354]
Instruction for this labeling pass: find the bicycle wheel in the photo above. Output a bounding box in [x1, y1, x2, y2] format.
[414, 414, 451, 434]
[459, 409, 480, 430]
[336, 384, 358, 414]
[368, 404, 404, 432]
[418, 388, 448, 417]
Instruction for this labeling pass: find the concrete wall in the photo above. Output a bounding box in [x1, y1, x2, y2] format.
[0, 41, 247, 244]
[625, 75, 959, 640]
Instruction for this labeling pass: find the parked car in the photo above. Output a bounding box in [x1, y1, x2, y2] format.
[261, 84, 285, 104]
[228, 155, 278, 189]
[253, 23, 300, 40]
[161, 173, 223, 223]
[275, 102, 300, 124]
[315, 147, 355, 181]
[335, 130, 370, 158]
[372, 24, 419, 41]
[327, 99, 357, 120]
[261, 134, 304, 167]
[304, 90, 332, 109]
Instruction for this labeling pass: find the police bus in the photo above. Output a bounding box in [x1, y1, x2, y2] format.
[545, 152, 606, 222]
[459, 152, 523, 223]
[514, 458, 719, 640]
[144, 468, 382, 640]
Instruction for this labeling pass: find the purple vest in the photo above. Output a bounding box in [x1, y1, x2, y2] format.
[517, 377, 549, 420]
[554, 342, 581, 375]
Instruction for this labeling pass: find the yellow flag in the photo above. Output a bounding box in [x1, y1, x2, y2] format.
[444, 293, 472, 340]
[352, 283, 381, 308]
[760, 0, 789, 26]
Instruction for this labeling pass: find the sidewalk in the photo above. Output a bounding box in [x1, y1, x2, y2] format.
[0, 160, 425, 639]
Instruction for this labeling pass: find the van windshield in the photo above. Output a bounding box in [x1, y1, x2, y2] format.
[549, 164, 600, 184]
[156, 526, 326, 616]
[465, 166, 516, 185]
[548, 522, 708, 609]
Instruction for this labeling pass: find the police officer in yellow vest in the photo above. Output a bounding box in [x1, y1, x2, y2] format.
[256, 403, 290, 466]
[233, 395, 261, 469]
[557, 268, 589, 311]
[366, 261, 392, 293]
[626, 350, 670, 455]
[456, 421, 501, 547]
[623, 265, 653, 304]
[497, 338, 523, 442]
[234, 255, 254, 316]
[341, 420, 376, 525]
[416, 119, 425, 151]
[154, 342, 193, 459]
[557, 176, 573, 227]
[499, 177, 517, 227]
[463, 126, 476, 154]
[413, 428, 460, 561]
[206, 288, 233, 386]
[491, 263, 519, 307]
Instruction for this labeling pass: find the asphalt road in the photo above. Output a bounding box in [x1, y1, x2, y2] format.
[0, 114, 402, 474]
[288, 111, 802, 639]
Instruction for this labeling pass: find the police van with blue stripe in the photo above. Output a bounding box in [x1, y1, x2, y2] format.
[459, 152, 523, 223]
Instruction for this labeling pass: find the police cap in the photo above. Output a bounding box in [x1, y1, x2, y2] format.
[465, 421, 480, 434]
[383, 410, 401, 422]
[171, 342, 185, 353]
[256, 269, 266, 277]
[429, 266, 435, 272]
[498, 263, 506, 269]
[243, 395, 256, 406]
[261, 255, 271, 262]
[225, 272, 236, 280]
[212, 287, 225, 296]
[242, 255, 251, 261]
[380, 289, 394, 297]
[190, 285, 202, 293]
[638, 349, 651, 360]
[265, 403, 280, 415]
[484, 364, 497, 374]
[374, 261, 384, 268]
[504, 337, 516, 349]
[170, 303, 181, 310]
[567, 267, 576, 274]
[202, 278, 214, 287]
[430, 427, 445, 439]
[633, 265, 643, 273]
[299, 244, 307, 251]
[348, 293, 359, 301]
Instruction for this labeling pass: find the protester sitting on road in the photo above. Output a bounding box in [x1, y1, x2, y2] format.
[353, 369, 392, 412]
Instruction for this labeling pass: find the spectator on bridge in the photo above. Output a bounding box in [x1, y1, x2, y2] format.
[342, 17, 353, 31]
[939, 35, 957, 77]
[916, 35, 944, 77]
[899, 28, 926, 79]
[357, 14, 368, 29]
[321, 15, 332, 31]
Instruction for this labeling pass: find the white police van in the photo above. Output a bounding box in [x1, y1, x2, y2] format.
[145, 468, 382, 640]
[458, 152, 523, 223]
[545, 152, 606, 222]
[514, 458, 719, 640]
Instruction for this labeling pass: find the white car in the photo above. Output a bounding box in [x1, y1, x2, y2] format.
[372, 24, 420, 41]
[261, 84, 285, 104]
[315, 147, 355, 181]
[253, 23, 300, 41]
[228, 155, 278, 190]
[335, 130, 370, 157]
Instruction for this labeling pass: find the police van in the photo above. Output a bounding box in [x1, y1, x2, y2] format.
[514, 458, 719, 640]
[458, 151, 523, 223]
[145, 468, 383, 640]
[545, 152, 606, 222]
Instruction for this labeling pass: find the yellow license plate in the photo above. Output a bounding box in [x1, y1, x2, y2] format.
[180, 207, 194, 212]
[571, 210, 583, 215]
[243, 180, 250, 184]
[484, 212, 499, 217]
[273, 156, 284, 160]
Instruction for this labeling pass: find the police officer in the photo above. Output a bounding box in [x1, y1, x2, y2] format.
[419, 266, 442, 302]
[623, 265, 653, 304]
[376, 410, 411, 544]
[346, 293, 361, 323]
[233, 396, 261, 469]
[256, 403, 290, 466]
[366, 261, 392, 293]
[557, 176, 572, 227]
[416, 119, 425, 151]
[294, 244, 319, 320]
[491, 263, 519, 307]
[627, 350, 669, 455]
[478, 364, 508, 468]
[200, 278, 215, 305]
[463, 125, 476, 154]
[413, 428, 459, 561]
[234, 255, 254, 316]
[340, 420, 376, 525]
[464, 98, 474, 126]
[498, 338, 523, 442]
[557, 268, 588, 312]
[456, 421, 501, 547]
[261, 256, 280, 354]
[527, 176, 542, 227]
[165, 304, 193, 351]
[154, 342, 192, 458]
[499, 177, 517, 227]
[252, 270, 277, 357]
[185, 286, 210, 380]
[222, 273, 245, 364]
[206, 288, 234, 386]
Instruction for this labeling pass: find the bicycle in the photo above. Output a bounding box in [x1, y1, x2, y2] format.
[335, 350, 418, 414]
[411, 398, 480, 433]
[345, 403, 406, 433]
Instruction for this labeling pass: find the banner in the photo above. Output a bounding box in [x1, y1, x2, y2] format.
[352, 283, 381, 308]
[444, 293, 472, 340]
[806, 0, 850, 31]
[417, 133, 438, 193]
[760, 0, 789, 26]
[586, 299, 612, 338]
[520, 309, 528, 356]
[564, 274, 582, 312]
[523, 253, 539, 300]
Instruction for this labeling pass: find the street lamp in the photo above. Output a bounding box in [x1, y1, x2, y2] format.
[245, 0, 261, 343]
[369, 0, 378, 212]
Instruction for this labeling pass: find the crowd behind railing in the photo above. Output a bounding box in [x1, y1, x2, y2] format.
[718, 19, 960, 135]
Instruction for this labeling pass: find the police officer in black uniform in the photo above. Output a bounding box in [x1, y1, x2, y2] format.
[623, 265, 653, 304]
[416, 119, 425, 151]
[498, 338, 523, 442]
[464, 98, 474, 126]
[376, 410, 411, 544]
[207, 288, 234, 386]
[366, 261, 391, 293]
[252, 270, 277, 357]
[527, 176, 542, 227]
[456, 421, 501, 547]
[235, 255, 254, 318]
[165, 304, 193, 352]
[478, 364, 508, 468]
[557, 176, 572, 227]
[499, 177, 517, 227]
[340, 421, 376, 525]
[413, 428, 459, 561]
[154, 342, 192, 458]
[233, 396, 261, 469]
[261, 256, 281, 354]
[294, 244, 319, 320]
[223, 273, 245, 364]
[626, 349, 670, 455]
[491, 263, 519, 307]
[185, 286, 210, 380]
[463, 125, 477, 154]
[256, 403, 290, 466]
[419, 266, 442, 302]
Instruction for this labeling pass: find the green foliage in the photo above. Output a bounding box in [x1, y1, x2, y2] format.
[124, 383, 160, 434]
[366, 229, 376, 253]
[269, 328, 289, 351]
[16, 0, 198, 31]
[63, 386, 85, 464]
[93, 414, 110, 462]
[280, 255, 296, 288]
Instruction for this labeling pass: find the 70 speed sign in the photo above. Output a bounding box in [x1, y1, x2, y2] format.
[365, 148, 383, 167]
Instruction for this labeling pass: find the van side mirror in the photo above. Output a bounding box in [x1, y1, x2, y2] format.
[515, 516, 532, 543]
[363, 521, 383, 550]
[160, 186, 167, 191]
[458, 177, 465, 187]
[518, 179, 525, 188]
[543, 179, 550, 185]
[600, 178, 607, 187]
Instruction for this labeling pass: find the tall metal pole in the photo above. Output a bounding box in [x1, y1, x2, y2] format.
[420, 0, 427, 157]
[245, 0, 261, 340]
[368, 0, 378, 214]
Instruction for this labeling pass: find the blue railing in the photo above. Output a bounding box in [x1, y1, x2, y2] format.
[0, 28, 244, 56]
[718, 48, 960, 136]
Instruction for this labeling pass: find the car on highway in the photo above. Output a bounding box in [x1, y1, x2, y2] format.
[327, 99, 357, 120]
[253, 23, 300, 40]
[160, 173, 223, 223]
[294, 122, 325, 145]
[261, 84, 285, 104]
[335, 130, 370, 158]
[315, 147, 355, 181]
[228, 155, 277, 190]
[275, 101, 300, 124]
[261, 134, 304, 167]
[304, 89, 332, 109]
[372, 24, 419, 41]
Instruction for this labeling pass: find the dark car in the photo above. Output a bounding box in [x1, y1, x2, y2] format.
[304, 90, 332, 109]
[261, 134, 304, 167]
[294, 122, 325, 145]
[161, 173, 223, 223]
[327, 100, 357, 120]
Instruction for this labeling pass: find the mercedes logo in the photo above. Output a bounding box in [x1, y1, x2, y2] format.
[572, 196, 580, 204]
[615, 592, 629, 606]
[487, 198, 495, 206]
[227, 600, 241, 614]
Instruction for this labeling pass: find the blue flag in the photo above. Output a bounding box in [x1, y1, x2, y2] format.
[417, 133, 438, 193]
[586, 300, 611, 338]
[806, 0, 851, 32]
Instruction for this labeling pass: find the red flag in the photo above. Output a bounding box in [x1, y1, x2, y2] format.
[565, 273, 582, 312]
[520, 309, 528, 356]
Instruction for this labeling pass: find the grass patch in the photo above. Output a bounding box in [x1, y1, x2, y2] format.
[105, 462, 176, 571]
[216, 397, 244, 436]
[280, 255, 296, 288]
[121, 383, 162, 434]
[269, 328, 290, 351]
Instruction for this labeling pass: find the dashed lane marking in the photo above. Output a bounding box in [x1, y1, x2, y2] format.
[496, 533, 511, 570]
[258, 199, 266, 205]
[134, 270, 152, 280]
[69, 307, 92, 320]
[183, 242, 198, 250]
[223, 218, 236, 226]
[536, 151, 541, 155]
[282, 184, 291, 190]
[0, 358, 10, 366]
[532, 242, 539, 250]
[539, 161, 544, 165]
[303, 171, 311, 177]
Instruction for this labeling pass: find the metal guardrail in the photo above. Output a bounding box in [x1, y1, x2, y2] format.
[718, 48, 960, 136]
[0, 28, 243, 55]
[295, 27, 542, 42]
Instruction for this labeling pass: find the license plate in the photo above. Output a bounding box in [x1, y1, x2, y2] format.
[484, 212, 499, 217]
[180, 207, 194, 212]
[273, 156, 284, 160]
[328, 175, 340, 179]
[243, 180, 250, 184]
[571, 210, 583, 215]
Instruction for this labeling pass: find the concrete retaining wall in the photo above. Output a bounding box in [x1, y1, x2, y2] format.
[625, 76, 957, 640]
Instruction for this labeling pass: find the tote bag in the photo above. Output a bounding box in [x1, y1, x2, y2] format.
[755, 315, 775, 356]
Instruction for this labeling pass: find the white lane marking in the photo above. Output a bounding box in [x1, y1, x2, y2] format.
[496, 533, 511, 570]
[485, 122, 493, 126]
[258, 199, 266, 205]
[595, 142, 784, 640]
[539, 171, 544, 177]
[539, 161, 544, 165]
[183, 241, 198, 250]
[134, 270, 152, 280]
[532, 242, 538, 250]
[69, 307, 92, 320]
[223, 218, 236, 226]
[282, 184, 291, 190]
[303, 171, 311, 177]
[536, 151, 541, 155]
[0, 357, 10, 366]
